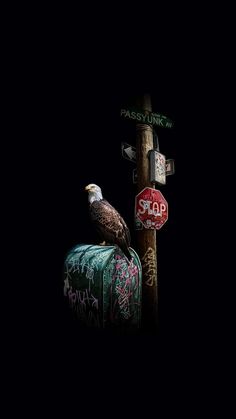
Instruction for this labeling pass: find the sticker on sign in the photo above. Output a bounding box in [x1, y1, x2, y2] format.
[149, 150, 166, 185]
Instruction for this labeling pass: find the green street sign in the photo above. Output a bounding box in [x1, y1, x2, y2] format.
[120, 108, 173, 128]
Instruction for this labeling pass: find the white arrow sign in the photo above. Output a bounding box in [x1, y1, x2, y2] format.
[121, 142, 136, 163]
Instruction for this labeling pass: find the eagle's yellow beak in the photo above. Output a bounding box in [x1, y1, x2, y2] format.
[85, 184, 92, 191]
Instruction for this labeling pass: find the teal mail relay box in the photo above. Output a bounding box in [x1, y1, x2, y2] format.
[64, 244, 142, 330]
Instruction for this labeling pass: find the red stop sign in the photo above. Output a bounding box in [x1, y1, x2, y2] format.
[135, 187, 168, 230]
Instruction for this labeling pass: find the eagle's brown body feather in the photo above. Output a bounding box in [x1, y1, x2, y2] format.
[90, 199, 131, 260]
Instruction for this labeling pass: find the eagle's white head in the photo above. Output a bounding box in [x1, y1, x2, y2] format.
[85, 183, 103, 204]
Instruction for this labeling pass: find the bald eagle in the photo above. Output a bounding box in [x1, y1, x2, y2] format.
[85, 183, 132, 261]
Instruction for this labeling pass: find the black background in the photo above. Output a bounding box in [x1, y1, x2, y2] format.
[23, 78, 205, 342]
[4, 11, 235, 417]
[6, 17, 231, 410]
[13, 52, 213, 342]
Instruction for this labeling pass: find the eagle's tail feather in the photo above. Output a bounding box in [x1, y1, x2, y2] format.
[121, 246, 132, 261]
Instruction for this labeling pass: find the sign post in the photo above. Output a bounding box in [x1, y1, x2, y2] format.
[120, 95, 173, 331]
[135, 94, 159, 331]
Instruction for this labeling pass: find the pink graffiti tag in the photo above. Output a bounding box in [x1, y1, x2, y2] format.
[110, 254, 140, 321]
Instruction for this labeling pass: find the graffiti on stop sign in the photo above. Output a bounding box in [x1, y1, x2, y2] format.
[138, 199, 166, 217]
[135, 187, 168, 230]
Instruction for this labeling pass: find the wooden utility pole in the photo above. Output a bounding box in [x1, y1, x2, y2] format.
[136, 94, 158, 331]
